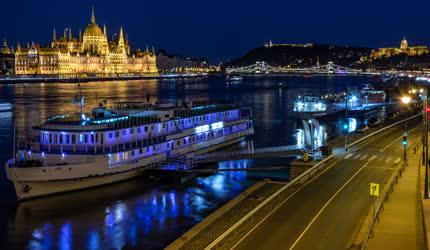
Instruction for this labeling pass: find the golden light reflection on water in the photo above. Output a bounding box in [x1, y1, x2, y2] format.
[12, 80, 165, 137]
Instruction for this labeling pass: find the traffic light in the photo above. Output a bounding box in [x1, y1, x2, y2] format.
[343, 123, 348, 131]
[402, 135, 408, 146]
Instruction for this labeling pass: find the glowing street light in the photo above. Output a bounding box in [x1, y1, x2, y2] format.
[401, 96, 411, 104]
[401, 95, 412, 166]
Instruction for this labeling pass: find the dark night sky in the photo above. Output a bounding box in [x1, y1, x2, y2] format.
[1, 0, 429, 63]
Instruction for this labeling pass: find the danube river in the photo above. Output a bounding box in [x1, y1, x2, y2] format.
[0, 75, 380, 249]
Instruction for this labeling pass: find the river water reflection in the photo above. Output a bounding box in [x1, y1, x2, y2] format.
[0, 75, 379, 249]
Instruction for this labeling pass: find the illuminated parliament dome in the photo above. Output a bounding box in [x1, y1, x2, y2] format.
[82, 8, 108, 55]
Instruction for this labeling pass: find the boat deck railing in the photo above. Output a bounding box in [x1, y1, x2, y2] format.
[23, 135, 167, 155]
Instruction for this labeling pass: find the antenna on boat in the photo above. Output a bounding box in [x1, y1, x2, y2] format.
[79, 80, 83, 120]
[73, 78, 84, 121]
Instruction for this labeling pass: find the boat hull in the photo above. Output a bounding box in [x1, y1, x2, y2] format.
[11, 167, 145, 201]
[8, 135, 248, 201]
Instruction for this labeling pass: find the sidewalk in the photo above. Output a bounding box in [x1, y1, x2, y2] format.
[366, 148, 425, 250]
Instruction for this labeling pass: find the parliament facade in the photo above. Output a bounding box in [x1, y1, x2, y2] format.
[14, 9, 157, 76]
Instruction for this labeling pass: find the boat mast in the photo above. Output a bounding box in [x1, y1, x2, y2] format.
[78, 78, 83, 120]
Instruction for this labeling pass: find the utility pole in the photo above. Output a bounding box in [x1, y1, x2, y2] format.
[401, 96, 412, 165]
[424, 88, 429, 199]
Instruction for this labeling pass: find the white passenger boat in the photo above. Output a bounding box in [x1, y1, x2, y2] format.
[293, 96, 327, 116]
[5, 101, 254, 200]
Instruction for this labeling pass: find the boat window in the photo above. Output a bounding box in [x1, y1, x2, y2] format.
[144, 126, 148, 132]
[91, 134, 95, 143]
[138, 127, 141, 133]
[54, 134, 58, 144]
[122, 130, 126, 136]
[139, 148, 143, 154]
[130, 128, 134, 134]
[59, 135, 63, 144]
[115, 131, 119, 137]
[109, 132, 113, 139]
[66, 135, 70, 144]
[72, 134, 76, 144]
[84, 134, 88, 143]
[163, 124, 166, 128]
[177, 141, 180, 146]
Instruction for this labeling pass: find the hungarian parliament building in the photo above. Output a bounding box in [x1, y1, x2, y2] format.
[12, 9, 158, 76]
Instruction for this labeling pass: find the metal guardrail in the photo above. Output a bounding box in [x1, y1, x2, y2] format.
[195, 145, 302, 162]
[204, 112, 423, 249]
[360, 140, 421, 250]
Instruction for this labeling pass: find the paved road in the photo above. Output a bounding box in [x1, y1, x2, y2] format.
[234, 117, 423, 250]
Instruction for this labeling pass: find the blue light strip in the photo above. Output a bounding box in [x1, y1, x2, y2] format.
[92, 116, 129, 124]
[190, 104, 217, 110]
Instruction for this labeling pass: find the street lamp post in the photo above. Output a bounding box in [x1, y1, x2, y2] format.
[421, 89, 429, 199]
[401, 96, 411, 165]
[401, 96, 411, 131]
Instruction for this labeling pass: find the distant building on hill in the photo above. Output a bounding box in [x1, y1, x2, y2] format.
[362, 37, 429, 62]
[264, 40, 314, 48]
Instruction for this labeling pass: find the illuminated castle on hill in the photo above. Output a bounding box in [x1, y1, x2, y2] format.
[14, 8, 157, 76]
[367, 36, 429, 60]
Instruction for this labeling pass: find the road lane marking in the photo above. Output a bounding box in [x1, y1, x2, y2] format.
[344, 153, 353, 159]
[231, 121, 421, 250]
[374, 166, 396, 170]
[394, 158, 401, 163]
[230, 159, 343, 250]
[289, 157, 376, 250]
[385, 157, 393, 163]
[353, 154, 361, 160]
